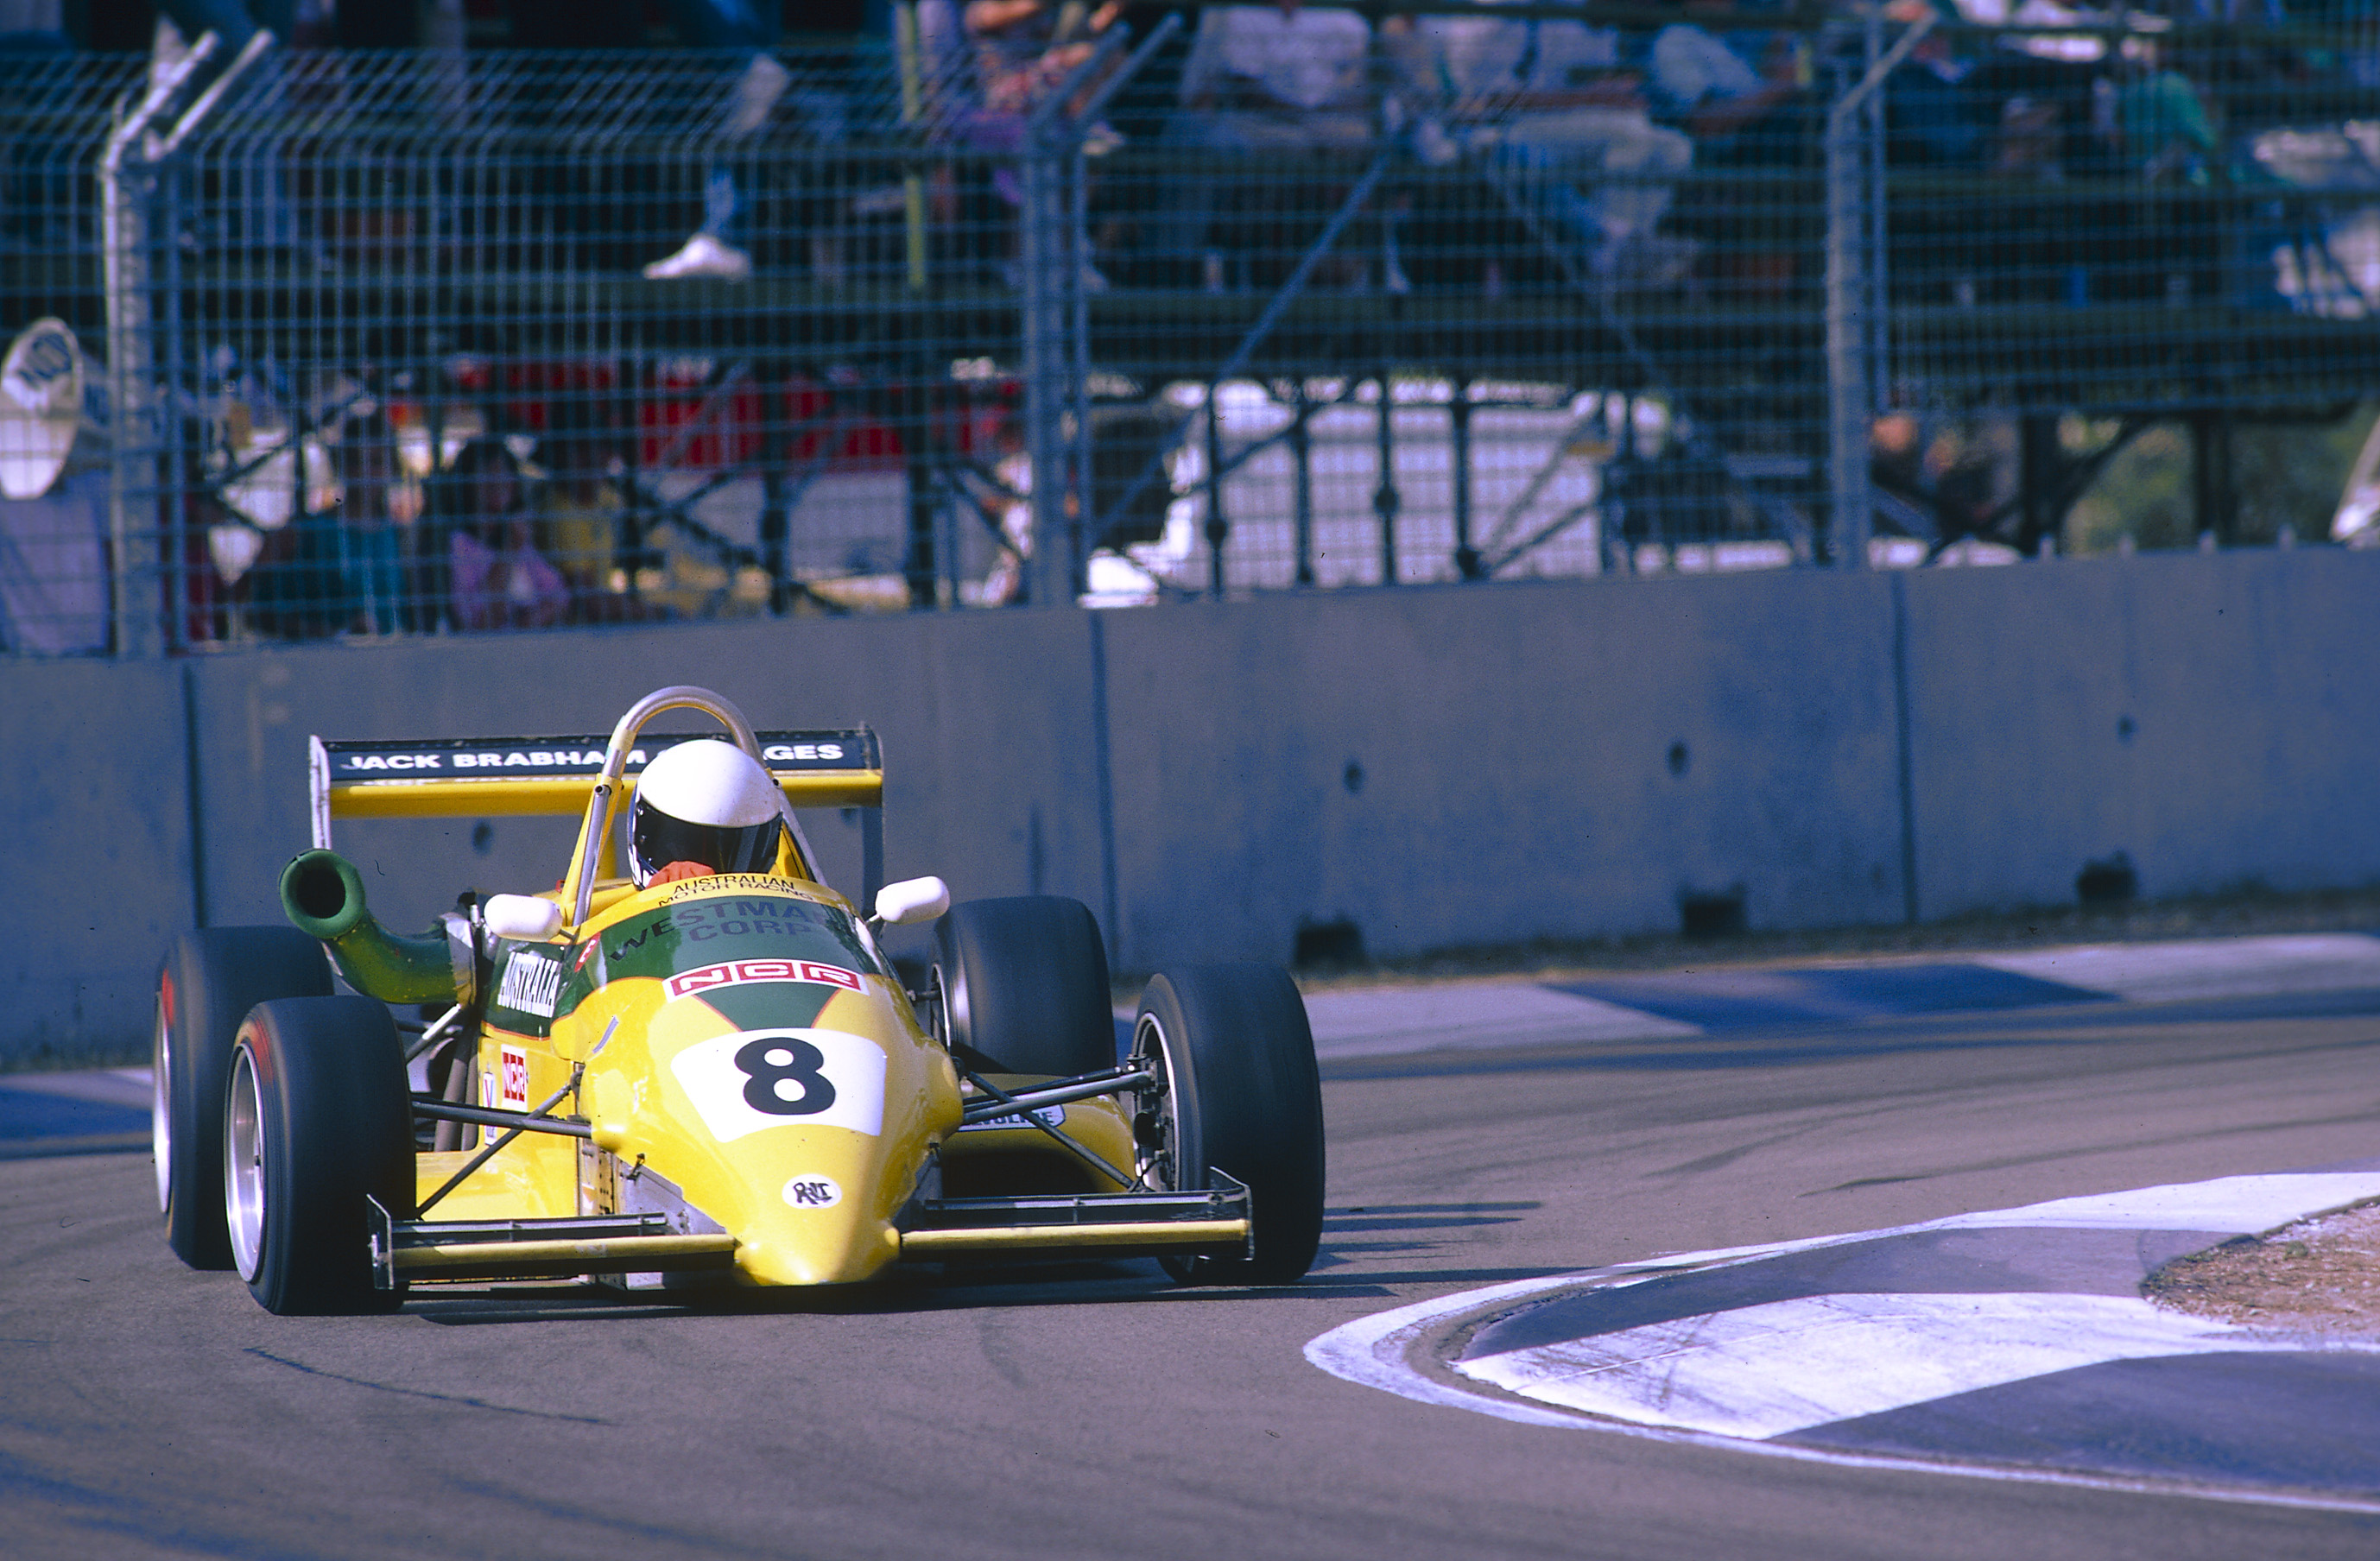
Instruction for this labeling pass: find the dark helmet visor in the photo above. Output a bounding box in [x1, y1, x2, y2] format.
[632, 802, 783, 880]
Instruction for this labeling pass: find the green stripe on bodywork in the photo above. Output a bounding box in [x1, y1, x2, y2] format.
[697, 982, 838, 1033]
[559, 893, 881, 1018]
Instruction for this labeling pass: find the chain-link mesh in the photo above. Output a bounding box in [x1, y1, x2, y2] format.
[6, 40, 1040, 653]
[1875, 13, 2380, 559]
[1, 8, 2375, 654]
[1081, 7, 1831, 591]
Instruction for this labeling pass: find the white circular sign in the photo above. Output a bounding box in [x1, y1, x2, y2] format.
[1, 318, 85, 502]
[782, 1173, 844, 1210]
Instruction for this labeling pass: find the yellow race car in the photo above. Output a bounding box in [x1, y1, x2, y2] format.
[151, 685, 1323, 1314]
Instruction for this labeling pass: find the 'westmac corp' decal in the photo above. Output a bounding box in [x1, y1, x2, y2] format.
[666, 959, 864, 1002]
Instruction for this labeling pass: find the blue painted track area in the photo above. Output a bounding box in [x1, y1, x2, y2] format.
[0, 1072, 149, 1158]
[1301, 932, 2380, 1063]
[1554, 964, 2112, 1029]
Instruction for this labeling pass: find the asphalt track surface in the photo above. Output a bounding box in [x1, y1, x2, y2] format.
[9, 981, 2380, 1558]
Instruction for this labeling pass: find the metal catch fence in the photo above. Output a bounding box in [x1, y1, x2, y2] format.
[1, 6, 2375, 655]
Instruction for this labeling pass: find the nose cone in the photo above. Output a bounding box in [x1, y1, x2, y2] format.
[583, 980, 959, 1286]
[718, 1130, 910, 1286]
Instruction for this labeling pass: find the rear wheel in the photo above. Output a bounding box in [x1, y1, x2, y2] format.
[155, 928, 332, 1268]
[225, 996, 415, 1315]
[1130, 965, 1325, 1285]
[934, 897, 1114, 1077]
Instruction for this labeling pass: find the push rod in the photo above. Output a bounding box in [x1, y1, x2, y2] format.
[410, 1096, 592, 1139]
[960, 1064, 1155, 1124]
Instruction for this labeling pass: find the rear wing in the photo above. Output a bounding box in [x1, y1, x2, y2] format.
[309, 728, 884, 901]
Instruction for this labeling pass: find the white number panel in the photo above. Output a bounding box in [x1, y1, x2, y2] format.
[669, 1028, 888, 1143]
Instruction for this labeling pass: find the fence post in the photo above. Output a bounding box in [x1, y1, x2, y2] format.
[1068, 143, 1095, 597]
[1204, 378, 1227, 597]
[1374, 369, 1399, 585]
[1823, 11, 1932, 572]
[1823, 68, 1872, 572]
[1289, 381, 1315, 588]
[1451, 377, 1481, 580]
[1019, 138, 1071, 609]
[102, 90, 168, 658]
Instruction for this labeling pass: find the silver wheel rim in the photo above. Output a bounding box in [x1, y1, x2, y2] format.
[225, 1046, 266, 1281]
[150, 995, 171, 1215]
[1130, 1014, 1181, 1192]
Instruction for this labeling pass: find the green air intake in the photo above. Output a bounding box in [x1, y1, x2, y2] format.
[280, 849, 465, 1005]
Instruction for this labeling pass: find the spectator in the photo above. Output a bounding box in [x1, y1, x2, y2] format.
[1156, 0, 1379, 283]
[327, 408, 405, 635]
[966, 0, 1122, 117]
[630, 2, 793, 281]
[1883, 2, 1988, 169]
[440, 437, 567, 632]
[918, 0, 1125, 288]
[247, 500, 345, 641]
[534, 400, 638, 622]
[1643, 3, 1807, 166]
[505, 0, 794, 281]
[2111, 37, 2218, 184]
[1403, 0, 1694, 285]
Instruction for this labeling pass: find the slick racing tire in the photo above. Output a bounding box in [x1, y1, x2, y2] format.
[1131, 965, 1325, 1286]
[225, 996, 415, 1315]
[155, 927, 333, 1269]
[935, 897, 1114, 1078]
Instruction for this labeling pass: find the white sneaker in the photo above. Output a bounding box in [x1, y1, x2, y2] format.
[725, 54, 790, 140]
[642, 232, 752, 281]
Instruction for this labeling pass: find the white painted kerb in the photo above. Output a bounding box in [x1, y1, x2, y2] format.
[1307, 1172, 2380, 1450]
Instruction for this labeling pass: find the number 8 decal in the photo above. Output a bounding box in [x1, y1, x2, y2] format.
[734, 1037, 838, 1116]
[671, 1028, 887, 1141]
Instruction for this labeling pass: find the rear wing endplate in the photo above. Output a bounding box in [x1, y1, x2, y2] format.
[309, 728, 884, 899]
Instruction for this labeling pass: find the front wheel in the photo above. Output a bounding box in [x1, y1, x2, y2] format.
[935, 896, 1114, 1077]
[155, 928, 332, 1269]
[225, 996, 416, 1315]
[1131, 965, 1325, 1285]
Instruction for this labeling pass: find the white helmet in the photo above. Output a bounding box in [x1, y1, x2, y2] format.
[628, 739, 785, 886]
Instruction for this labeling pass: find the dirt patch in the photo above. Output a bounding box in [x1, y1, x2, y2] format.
[2146, 1201, 2380, 1339]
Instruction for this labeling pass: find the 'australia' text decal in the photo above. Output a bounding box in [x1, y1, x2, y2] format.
[497, 950, 563, 1018]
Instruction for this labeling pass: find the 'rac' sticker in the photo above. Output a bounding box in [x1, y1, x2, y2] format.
[498, 1043, 529, 1109]
[782, 1174, 844, 1210]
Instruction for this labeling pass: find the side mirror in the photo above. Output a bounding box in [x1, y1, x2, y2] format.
[483, 894, 564, 941]
[873, 876, 951, 927]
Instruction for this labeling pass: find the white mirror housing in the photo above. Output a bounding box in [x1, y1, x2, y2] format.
[873, 875, 951, 927]
[483, 893, 565, 941]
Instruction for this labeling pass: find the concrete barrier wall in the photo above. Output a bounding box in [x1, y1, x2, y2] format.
[1902, 548, 2380, 918]
[1097, 572, 1908, 968]
[13, 548, 2380, 1065]
[2, 657, 193, 1062]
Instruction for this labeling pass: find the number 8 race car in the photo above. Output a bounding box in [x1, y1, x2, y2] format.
[151, 685, 1325, 1314]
